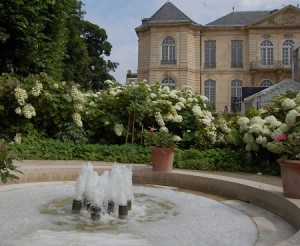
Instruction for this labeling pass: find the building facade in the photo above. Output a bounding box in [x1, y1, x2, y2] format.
[135, 2, 300, 112]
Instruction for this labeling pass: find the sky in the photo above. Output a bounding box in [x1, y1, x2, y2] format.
[81, 0, 300, 84]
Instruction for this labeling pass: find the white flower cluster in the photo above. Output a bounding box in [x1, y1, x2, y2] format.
[14, 87, 28, 106]
[14, 133, 22, 145]
[71, 85, 85, 103]
[114, 123, 124, 136]
[72, 113, 83, 128]
[238, 92, 300, 154]
[22, 103, 36, 119]
[31, 81, 43, 97]
[155, 112, 165, 127]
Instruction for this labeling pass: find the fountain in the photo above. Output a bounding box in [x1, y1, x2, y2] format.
[72, 162, 133, 220]
[0, 161, 298, 245]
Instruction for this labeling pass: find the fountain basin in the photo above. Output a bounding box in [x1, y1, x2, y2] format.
[1, 160, 300, 245]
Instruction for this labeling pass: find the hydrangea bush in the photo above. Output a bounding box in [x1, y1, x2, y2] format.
[0, 74, 234, 150]
[237, 91, 300, 160]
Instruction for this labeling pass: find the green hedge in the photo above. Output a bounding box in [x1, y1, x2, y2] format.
[12, 139, 280, 175]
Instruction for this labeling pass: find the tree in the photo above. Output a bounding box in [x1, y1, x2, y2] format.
[81, 20, 118, 90]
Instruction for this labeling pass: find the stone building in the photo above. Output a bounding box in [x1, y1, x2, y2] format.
[135, 2, 300, 112]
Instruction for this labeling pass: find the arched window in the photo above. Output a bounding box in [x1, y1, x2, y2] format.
[260, 79, 273, 87]
[204, 80, 216, 111]
[231, 80, 242, 113]
[260, 40, 274, 66]
[161, 76, 176, 90]
[282, 40, 294, 66]
[161, 36, 176, 64]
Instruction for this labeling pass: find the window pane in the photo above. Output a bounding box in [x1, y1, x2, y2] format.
[205, 41, 216, 68]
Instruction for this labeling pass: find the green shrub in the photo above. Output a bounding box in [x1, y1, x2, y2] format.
[0, 139, 22, 183]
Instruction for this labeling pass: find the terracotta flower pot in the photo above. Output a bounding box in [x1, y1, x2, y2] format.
[150, 146, 175, 172]
[277, 159, 300, 199]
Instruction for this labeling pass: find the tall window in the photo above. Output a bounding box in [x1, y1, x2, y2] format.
[204, 40, 216, 68]
[260, 79, 273, 87]
[231, 40, 243, 68]
[231, 80, 242, 113]
[260, 40, 274, 66]
[282, 40, 294, 66]
[161, 37, 176, 64]
[204, 80, 216, 110]
[161, 76, 176, 90]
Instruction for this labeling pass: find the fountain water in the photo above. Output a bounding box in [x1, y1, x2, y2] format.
[72, 162, 134, 219]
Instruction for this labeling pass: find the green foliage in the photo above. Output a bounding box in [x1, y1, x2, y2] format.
[0, 0, 77, 80]
[0, 139, 22, 183]
[143, 130, 179, 148]
[55, 122, 93, 144]
[174, 148, 250, 171]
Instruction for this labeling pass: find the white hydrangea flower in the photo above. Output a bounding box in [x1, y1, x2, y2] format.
[72, 113, 83, 128]
[22, 103, 36, 119]
[266, 141, 285, 155]
[71, 85, 85, 103]
[150, 93, 157, 99]
[163, 113, 174, 122]
[282, 98, 296, 110]
[155, 112, 165, 127]
[239, 124, 249, 133]
[192, 105, 203, 118]
[104, 121, 110, 125]
[237, 117, 249, 126]
[14, 133, 22, 145]
[162, 86, 170, 93]
[173, 135, 181, 142]
[31, 81, 43, 97]
[201, 95, 209, 101]
[14, 87, 28, 106]
[255, 136, 268, 147]
[159, 126, 169, 132]
[169, 91, 178, 99]
[15, 107, 22, 115]
[245, 143, 253, 152]
[114, 123, 124, 136]
[187, 98, 193, 103]
[174, 104, 182, 111]
[243, 132, 255, 144]
[250, 116, 265, 125]
[178, 97, 186, 103]
[285, 109, 300, 127]
[264, 115, 282, 129]
[173, 115, 183, 123]
[53, 83, 59, 89]
[249, 123, 263, 134]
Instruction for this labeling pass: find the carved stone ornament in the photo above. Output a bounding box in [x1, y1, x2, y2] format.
[268, 10, 300, 25]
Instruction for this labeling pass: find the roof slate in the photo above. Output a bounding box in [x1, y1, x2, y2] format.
[144, 2, 197, 25]
[206, 11, 271, 26]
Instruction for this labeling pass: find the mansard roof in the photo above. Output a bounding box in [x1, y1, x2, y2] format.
[140, 2, 197, 27]
[206, 10, 271, 27]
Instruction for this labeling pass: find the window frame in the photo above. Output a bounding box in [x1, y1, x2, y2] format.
[204, 40, 216, 68]
[231, 40, 243, 68]
[204, 79, 216, 111]
[161, 36, 176, 64]
[260, 40, 274, 67]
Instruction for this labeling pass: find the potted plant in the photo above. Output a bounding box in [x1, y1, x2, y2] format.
[144, 127, 181, 172]
[267, 129, 300, 198]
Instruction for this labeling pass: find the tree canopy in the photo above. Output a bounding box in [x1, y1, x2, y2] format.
[0, 0, 118, 90]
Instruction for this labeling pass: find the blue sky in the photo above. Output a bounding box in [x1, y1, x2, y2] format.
[81, 0, 299, 84]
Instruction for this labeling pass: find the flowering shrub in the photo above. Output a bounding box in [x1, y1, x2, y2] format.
[0, 75, 234, 151]
[238, 91, 300, 160]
